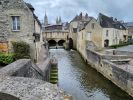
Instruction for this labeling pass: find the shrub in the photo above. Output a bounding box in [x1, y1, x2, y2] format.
[110, 41, 133, 49]
[12, 41, 30, 60]
[0, 53, 14, 65]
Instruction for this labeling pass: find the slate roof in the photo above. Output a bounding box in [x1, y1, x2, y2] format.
[71, 12, 91, 22]
[98, 13, 126, 30]
[26, 3, 35, 11]
[124, 22, 133, 27]
[45, 24, 63, 31]
[79, 17, 94, 31]
[26, 3, 41, 27]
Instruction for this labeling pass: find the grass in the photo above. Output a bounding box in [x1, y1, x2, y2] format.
[110, 41, 133, 49]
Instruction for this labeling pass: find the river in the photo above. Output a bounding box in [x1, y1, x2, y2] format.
[50, 49, 133, 100]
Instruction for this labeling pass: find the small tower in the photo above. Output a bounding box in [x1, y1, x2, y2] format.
[79, 12, 82, 19]
[58, 16, 62, 25]
[56, 17, 59, 24]
[44, 11, 48, 26]
[85, 13, 88, 19]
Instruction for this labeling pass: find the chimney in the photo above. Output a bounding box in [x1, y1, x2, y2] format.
[114, 18, 117, 22]
[110, 17, 113, 21]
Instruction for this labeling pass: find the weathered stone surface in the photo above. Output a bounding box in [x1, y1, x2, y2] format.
[0, 59, 45, 80]
[0, 0, 43, 61]
[0, 76, 69, 100]
[85, 48, 133, 97]
[0, 59, 71, 100]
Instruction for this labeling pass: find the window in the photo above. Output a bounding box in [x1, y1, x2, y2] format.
[12, 16, 20, 31]
[86, 32, 91, 40]
[73, 28, 77, 33]
[91, 23, 95, 29]
[106, 30, 109, 37]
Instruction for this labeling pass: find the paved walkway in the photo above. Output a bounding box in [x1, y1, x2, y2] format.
[117, 60, 133, 73]
[117, 45, 133, 52]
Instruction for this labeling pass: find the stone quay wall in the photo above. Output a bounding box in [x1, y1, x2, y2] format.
[82, 49, 133, 97]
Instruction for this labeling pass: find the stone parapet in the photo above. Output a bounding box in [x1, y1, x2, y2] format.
[0, 76, 70, 100]
[85, 49, 133, 97]
[0, 59, 71, 100]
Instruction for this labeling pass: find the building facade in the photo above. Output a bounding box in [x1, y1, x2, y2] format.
[98, 13, 128, 47]
[69, 12, 92, 49]
[42, 13, 69, 48]
[76, 13, 128, 59]
[124, 22, 133, 41]
[0, 0, 43, 62]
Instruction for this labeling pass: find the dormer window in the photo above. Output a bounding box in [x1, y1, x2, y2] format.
[12, 16, 20, 31]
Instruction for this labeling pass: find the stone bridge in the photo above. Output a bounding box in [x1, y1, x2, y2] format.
[43, 30, 70, 48]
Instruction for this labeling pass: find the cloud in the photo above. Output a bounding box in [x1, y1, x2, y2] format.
[24, 0, 133, 24]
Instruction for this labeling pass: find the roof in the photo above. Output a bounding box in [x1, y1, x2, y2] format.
[79, 17, 94, 31]
[45, 24, 63, 31]
[124, 22, 133, 27]
[71, 12, 92, 22]
[26, 3, 42, 27]
[26, 3, 35, 11]
[33, 14, 42, 27]
[98, 13, 126, 30]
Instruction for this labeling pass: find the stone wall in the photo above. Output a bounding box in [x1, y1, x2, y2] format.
[0, 0, 43, 61]
[0, 59, 54, 82]
[115, 50, 133, 57]
[0, 76, 70, 100]
[0, 59, 45, 80]
[0, 59, 71, 100]
[85, 49, 133, 97]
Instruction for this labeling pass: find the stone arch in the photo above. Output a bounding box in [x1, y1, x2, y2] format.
[69, 38, 73, 49]
[104, 39, 109, 47]
[58, 40, 65, 46]
[48, 40, 57, 47]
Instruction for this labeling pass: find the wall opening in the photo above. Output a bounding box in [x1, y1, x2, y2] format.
[104, 39, 109, 47]
[48, 40, 57, 47]
[58, 40, 65, 46]
[69, 38, 73, 49]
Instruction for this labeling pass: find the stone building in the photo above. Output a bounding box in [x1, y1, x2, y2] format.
[98, 13, 128, 47]
[124, 22, 133, 41]
[76, 13, 128, 59]
[69, 12, 91, 49]
[42, 13, 69, 48]
[0, 0, 44, 62]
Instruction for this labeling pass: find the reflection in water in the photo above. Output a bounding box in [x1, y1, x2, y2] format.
[50, 49, 133, 100]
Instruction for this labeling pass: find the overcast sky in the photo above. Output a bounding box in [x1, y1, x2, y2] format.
[24, 0, 133, 24]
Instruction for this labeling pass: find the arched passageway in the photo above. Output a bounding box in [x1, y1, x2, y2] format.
[48, 40, 57, 47]
[58, 40, 65, 46]
[104, 39, 109, 47]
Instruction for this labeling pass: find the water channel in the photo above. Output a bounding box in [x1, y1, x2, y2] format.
[50, 49, 133, 100]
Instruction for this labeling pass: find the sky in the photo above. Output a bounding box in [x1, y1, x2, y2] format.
[24, 0, 133, 24]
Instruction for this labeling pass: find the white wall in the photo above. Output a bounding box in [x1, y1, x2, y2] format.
[103, 28, 128, 46]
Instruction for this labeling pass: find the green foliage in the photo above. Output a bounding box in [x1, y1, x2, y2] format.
[0, 53, 14, 65]
[110, 41, 133, 49]
[12, 41, 30, 60]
